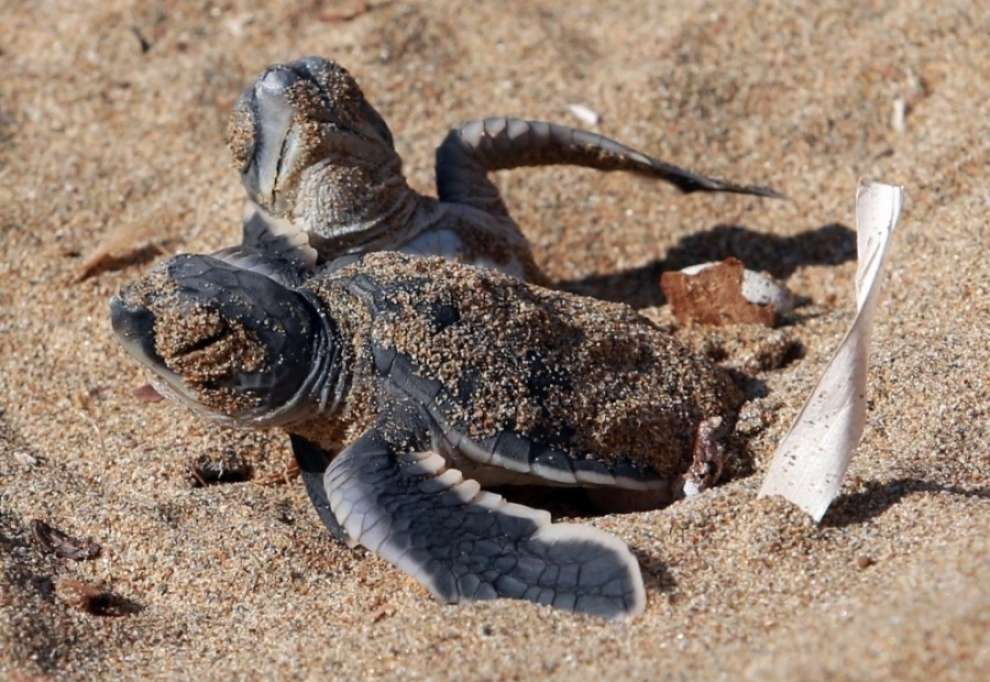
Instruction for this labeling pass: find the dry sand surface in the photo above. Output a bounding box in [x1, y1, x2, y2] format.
[1, 1, 988, 679]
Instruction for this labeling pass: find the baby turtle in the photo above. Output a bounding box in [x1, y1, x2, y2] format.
[227, 56, 780, 280]
[110, 251, 743, 618]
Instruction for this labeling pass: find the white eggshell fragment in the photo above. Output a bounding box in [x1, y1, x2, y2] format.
[567, 103, 600, 126]
[740, 268, 795, 313]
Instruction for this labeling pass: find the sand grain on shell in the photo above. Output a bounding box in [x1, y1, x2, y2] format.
[1, 1, 989, 680]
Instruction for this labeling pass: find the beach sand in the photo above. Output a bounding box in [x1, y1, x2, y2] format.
[1, 1, 988, 679]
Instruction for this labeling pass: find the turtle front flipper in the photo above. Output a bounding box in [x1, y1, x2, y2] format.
[322, 423, 646, 619]
[291, 435, 350, 545]
[435, 117, 782, 218]
[241, 203, 317, 270]
[207, 204, 318, 287]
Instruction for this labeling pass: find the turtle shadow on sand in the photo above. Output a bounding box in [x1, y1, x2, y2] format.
[821, 478, 990, 528]
[491, 485, 601, 520]
[629, 548, 677, 594]
[489, 487, 678, 595]
[561, 222, 856, 309]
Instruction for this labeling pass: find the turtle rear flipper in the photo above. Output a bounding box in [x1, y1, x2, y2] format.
[435, 117, 783, 217]
[320, 423, 645, 619]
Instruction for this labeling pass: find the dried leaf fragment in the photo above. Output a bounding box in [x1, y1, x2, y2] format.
[31, 520, 102, 560]
[77, 222, 160, 281]
[316, 1, 390, 22]
[759, 181, 903, 522]
[56, 578, 140, 616]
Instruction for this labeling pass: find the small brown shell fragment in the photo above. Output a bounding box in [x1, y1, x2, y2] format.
[660, 257, 792, 327]
[31, 520, 102, 560]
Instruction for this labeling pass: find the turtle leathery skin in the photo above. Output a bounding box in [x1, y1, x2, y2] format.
[110, 251, 744, 619]
[227, 55, 781, 282]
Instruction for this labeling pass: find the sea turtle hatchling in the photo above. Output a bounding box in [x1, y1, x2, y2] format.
[227, 56, 780, 281]
[110, 250, 743, 618]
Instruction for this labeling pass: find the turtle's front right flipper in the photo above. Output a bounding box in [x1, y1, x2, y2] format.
[291, 434, 350, 545]
[436, 117, 782, 216]
[322, 423, 645, 619]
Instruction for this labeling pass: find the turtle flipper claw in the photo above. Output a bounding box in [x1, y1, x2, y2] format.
[323, 426, 646, 619]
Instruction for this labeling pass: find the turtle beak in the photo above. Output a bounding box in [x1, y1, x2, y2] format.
[243, 66, 310, 211]
[110, 295, 195, 405]
[110, 297, 164, 369]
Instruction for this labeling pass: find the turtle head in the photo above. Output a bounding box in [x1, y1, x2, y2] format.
[110, 255, 334, 427]
[226, 56, 400, 223]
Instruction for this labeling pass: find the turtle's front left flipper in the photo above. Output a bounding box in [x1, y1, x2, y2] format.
[435, 117, 782, 217]
[210, 204, 319, 287]
[322, 423, 646, 619]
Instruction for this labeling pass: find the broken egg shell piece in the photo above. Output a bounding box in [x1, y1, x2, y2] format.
[661, 258, 795, 327]
[741, 269, 795, 314]
[678, 260, 795, 315]
[567, 103, 600, 127]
